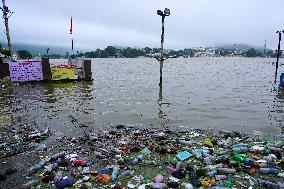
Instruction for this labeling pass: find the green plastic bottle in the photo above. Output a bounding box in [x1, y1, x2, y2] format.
[40, 135, 49, 141]
[226, 179, 233, 188]
[230, 153, 246, 163]
[262, 147, 271, 155]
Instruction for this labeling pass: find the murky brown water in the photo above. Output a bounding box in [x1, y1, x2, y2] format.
[0, 57, 284, 135]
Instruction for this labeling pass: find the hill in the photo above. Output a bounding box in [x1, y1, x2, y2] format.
[1, 43, 86, 56]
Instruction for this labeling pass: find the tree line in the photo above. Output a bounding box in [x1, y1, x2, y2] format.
[2, 45, 282, 59]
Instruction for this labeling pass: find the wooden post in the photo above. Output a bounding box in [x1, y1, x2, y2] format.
[83, 60, 92, 81]
[275, 31, 282, 84]
[2, 0, 12, 53]
[41, 58, 52, 80]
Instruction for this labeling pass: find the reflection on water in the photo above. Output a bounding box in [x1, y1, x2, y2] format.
[0, 57, 284, 135]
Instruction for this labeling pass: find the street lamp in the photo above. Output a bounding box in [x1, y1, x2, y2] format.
[156, 8, 170, 87]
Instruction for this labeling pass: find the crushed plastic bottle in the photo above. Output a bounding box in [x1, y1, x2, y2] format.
[154, 174, 164, 183]
[34, 144, 47, 152]
[259, 168, 279, 174]
[207, 169, 217, 178]
[148, 182, 167, 189]
[131, 154, 143, 164]
[20, 180, 40, 189]
[111, 165, 119, 181]
[217, 168, 236, 174]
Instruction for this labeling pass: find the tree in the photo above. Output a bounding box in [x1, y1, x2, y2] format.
[17, 50, 32, 59]
[144, 47, 152, 54]
[245, 48, 261, 57]
[0, 43, 11, 57]
[104, 46, 117, 57]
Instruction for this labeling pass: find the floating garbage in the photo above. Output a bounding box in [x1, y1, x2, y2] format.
[1, 123, 284, 188]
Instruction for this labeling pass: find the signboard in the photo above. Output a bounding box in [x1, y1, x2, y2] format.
[51, 65, 81, 80]
[9, 61, 43, 82]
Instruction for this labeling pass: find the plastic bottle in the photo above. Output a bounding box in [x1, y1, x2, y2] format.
[207, 169, 217, 178]
[269, 146, 282, 152]
[29, 159, 49, 173]
[232, 146, 248, 153]
[266, 154, 277, 162]
[99, 167, 111, 175]
[165, 165, 177, 173]
[141, 147, 151, 155]
[217, 168, 236, 174]
[45, 158, 62, 172]
[148, 182, 167, 189]
[273, 141, 282, 148]
[179, 140, 193, 145]
[154, 174, 164, 183]
[226, 179, 233, 188]
[258, 179, 280, 188]
[231, 153, 246, 163]
[56, 177, 74, 189]
[34, 144, 47, 152]
[259, 168, 279, 174]
[245, 159, 256, 168]
[111, 165, 119, 181]
[203, 157, 212, 165]
[185, 183, 193, 189]
[40, 135, 49, 141]
[216, 180, 224, 187]
[51, 152, 65, 160]
[262, 147, 271, 155]
[215, 175, 228, 180]
[72, 159, 86, 166]
[192, 149, 203, 160]
[251, 145, 264, 153]
[53, 171, 62, 184]
[118, 170, 134, 179]
[131, 154, 143, 164]
[20, 180, 40, 189]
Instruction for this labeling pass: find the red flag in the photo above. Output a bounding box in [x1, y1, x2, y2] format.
[70, 16, 72, 34]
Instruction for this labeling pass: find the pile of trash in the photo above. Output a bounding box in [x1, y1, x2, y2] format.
[1, 124, 284, 188]
[0, 124, 50, 159]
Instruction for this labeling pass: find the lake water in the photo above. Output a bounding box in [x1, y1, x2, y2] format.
[1, 57, 284, 136]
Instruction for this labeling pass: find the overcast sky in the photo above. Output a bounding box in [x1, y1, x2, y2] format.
[0, 0, 283, 50]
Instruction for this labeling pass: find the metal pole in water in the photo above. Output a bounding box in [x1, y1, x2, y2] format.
[156, 8, 170, 87]
[159, 15, 165, 87]
[275, 31, 282, 84]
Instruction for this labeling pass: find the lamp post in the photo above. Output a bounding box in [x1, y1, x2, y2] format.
[157, 8, 170, 87]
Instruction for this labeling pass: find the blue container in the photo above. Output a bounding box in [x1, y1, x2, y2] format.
[279, 72, 284, 89]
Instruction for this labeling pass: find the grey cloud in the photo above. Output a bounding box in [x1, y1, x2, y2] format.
[1, 0, 283, 50]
